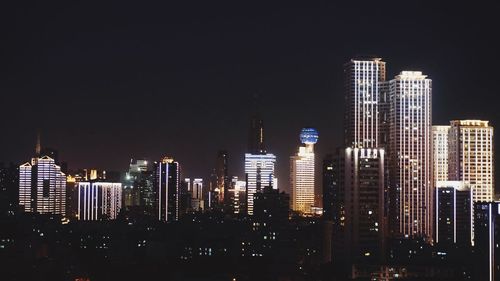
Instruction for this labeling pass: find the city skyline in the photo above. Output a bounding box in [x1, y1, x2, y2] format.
[3, 2, 500, 280]
[2, 2, 500, 194]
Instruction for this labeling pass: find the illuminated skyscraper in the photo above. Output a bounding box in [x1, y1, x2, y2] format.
[433, 125, 450, 184]
[215, 150, 230, 207]
[245, 153, 277, 215]
[123, 159, 154, 211]
[388, 71, 432, 238]
[344, 57, 386, 148]
[435, 181, 472, 246]
[191, 178, 204, 211]
[228, 177, 246, 215]
[154, 156, 180, 222]
[335, 57, 388, 263]
[290, 127, 318, 215]
[19, 155, 66, 216]
[448, 120, 494, 203]
[77, 182, 122, 220]
[244, 99, 277, 215]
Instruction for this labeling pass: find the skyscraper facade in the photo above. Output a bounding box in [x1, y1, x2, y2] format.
[448, 120, 494, 203]
[245, 102, 277, 216]
[290, 127, 318, 215]
[154, 157, 180, 222]
[245, 153, 277, 215]
[388, 71, 433, 239]
[123, 159, 154, 210]
[344, 57, 386, 148]
[322, 154, 337, 221]
[433, 126, 450, 184]
[335, 57, 388, 264]
[19, 156, 66, 216]
[474, 202, 500, 281]
[77, 182, 122, 220]
[342, 147, 386, 262]
[228, 177, 246, 215]
[191, 178, 204, 211]
[215, 150, 230, 206]
[435, 181, 472, 245]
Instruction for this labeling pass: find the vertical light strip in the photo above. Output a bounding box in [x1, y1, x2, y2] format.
[489, 203, 493, 281]
[165, 164, 169, 221]
[453, 188, 457, 243]
[470, 188, 474, 245]
[78, 183, 81, 220]
[158, 164, 162, 221]
[435, 188, 439, 243]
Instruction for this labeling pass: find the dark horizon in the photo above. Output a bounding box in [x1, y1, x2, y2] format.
[2, 1, 499, 193]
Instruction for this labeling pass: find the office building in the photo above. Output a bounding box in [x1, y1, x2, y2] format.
[435, 181, 472, 245]
[433, 125, 451, 184]
[244, 102, 277, 215]
[449, 120, 494, 203]
[344, 57, 386, 148]
[154, 156, 180, 222]
[322, 154, 337, 221]
[474, 202, 500, 281]
[334, 57, 389, 263]
[215, 151, 230, 206]
[342, 147, 386, 262]
[191, 178, 204, 211]
[228, 177, 246, 215]
[290, 127, 318, 215]
[388, 71, 433, 238]
[19, 155, 66, 216]
[123, 159, 154, 210]
[245, 153, 277, 215]
[77, 182, 122, 220]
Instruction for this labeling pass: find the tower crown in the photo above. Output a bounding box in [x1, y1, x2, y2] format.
[300, 127, 319, 144]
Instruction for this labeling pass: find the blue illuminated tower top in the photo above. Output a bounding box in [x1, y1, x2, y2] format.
[300, 127, 319, 144]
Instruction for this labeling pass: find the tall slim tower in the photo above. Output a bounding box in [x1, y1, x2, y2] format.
[35, 130, 41, 156]
[154, 156, 180, 222]
[216, 150, 229, 206]
[244, 98, 277, 215]
[335, 57, 388, 263]
[322, 154, 337, 221]
[448, 120, 494, 203]
[248, 95, 266, 154]
[389, 71, 433, 238]
[344, 57, 386, 148]
[290, 127, 318, 215]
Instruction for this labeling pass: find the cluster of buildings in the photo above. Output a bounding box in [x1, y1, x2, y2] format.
[3, 56, 497, 280]
[13, 102, 320, 224]
[320, 57, 497, 280]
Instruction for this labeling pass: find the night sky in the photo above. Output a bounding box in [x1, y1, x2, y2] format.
[2, 1, 499, 192]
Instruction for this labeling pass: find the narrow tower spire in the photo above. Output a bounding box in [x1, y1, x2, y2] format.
[35, 129, 41, 156]
[248, 94, 266, 154]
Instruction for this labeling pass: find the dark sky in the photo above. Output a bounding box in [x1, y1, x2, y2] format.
[2, 1, 499, 192]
